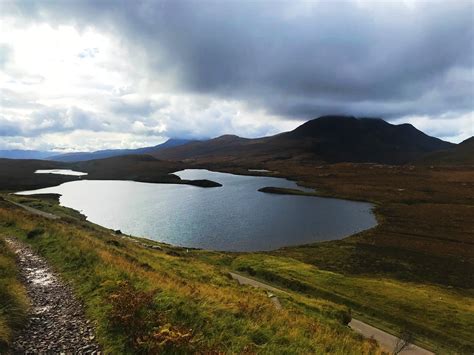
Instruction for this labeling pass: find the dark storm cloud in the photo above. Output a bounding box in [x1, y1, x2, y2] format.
[2, 0, 473, 122]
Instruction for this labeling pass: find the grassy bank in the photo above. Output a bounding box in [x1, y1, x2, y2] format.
[232, 254, 474, 353]
[261, 163, 474, 352]
[0, 197, 380, 354]
[0, 236, 29, 351]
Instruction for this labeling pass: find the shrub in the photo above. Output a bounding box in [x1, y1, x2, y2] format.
[107, 281, 193, 353]
[341, 308, 352, 325]
[27, 228, 44, 239]
[236, 266, 256, 276]
[251, 328, 270, 345]
[106, 240, 122, 247]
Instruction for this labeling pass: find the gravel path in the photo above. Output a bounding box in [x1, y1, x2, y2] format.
[229, 271, 434, 355]
[5, 237, 100, 354]
[6, 199, 59, 220]
[348, 319, 434, 355]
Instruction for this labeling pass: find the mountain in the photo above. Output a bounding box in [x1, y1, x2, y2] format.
[48, 139, 192, 162]
[0, 150, 55, 160]
[153, 116, 454, 165]
[416, 136, 474, 166]
[151, 135, 256, 162]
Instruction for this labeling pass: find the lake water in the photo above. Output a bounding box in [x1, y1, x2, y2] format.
[18, 169, 376, 251]
[35, 169, 88, 176]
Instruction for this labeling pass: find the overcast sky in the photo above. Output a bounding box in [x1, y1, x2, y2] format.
[1, 0, 473, 151]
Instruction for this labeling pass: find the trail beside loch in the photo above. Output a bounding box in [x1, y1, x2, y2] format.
[5, 237, 100, 354]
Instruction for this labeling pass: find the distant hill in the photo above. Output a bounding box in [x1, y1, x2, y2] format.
[0, 150, 55, 160]
[0, 158, 71, 190]
[417, 136, 474, 166]
[153, 116, 454, 165]
[48, 139, 192, 162]
[0, 154, 219, 191]
[151, 135, 255, 161]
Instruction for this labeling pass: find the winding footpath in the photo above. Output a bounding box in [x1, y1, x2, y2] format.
[229, 272, 434, 355]
[6, 199, 59, 220]
[5, 237, 100, 354]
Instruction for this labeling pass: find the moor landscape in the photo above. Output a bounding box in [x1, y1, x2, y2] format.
[0, 1, 472, 354]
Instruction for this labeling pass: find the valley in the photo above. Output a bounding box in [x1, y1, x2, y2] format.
[0, 116, 472, 353]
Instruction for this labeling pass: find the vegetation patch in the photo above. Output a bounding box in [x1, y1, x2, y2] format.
[0, 237, 29, 352]
[232, 254, 474, 353]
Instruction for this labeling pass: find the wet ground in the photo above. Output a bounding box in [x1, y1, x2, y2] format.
[5, 237, 100, 354]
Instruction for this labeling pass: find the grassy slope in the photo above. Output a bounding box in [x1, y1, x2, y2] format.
[198, 162, 474, 353]
[0, 235, 29, 351]
[0, 198, 380, 354]
[416, 136, 474, 166]
[259, 163, 474, 352]
[232, 254, 473, 353]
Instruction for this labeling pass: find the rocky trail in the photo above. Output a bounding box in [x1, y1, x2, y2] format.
[5, 237, 100, 354]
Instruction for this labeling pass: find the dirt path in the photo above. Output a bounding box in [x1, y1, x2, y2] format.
[229, 272, 434, 355]
[5, 237, 100, 354]
[348, 319, 433, 355]
[6, 199, 59, 220]
[229, 272, 286, 294]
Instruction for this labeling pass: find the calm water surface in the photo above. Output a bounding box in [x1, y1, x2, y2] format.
[18, 169, 376, 251]
[35, 169, 88, 176]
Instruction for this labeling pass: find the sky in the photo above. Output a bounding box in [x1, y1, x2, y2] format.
[0, 0, 473, 152]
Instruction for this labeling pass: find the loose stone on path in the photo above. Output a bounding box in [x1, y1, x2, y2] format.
[5, 237, 100, 354]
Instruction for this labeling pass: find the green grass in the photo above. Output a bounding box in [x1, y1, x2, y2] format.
[231, 254, 474, 353]
[7, 194, 87, 220]
[0, 198, 381, 354]
[0, 236, 29, 352]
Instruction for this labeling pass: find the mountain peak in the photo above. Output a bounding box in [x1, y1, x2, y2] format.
[213, 134, 242, 141]
[153, 114, 454, 165]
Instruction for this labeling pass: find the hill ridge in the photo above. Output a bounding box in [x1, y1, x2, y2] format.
[153, 116, 454, 165]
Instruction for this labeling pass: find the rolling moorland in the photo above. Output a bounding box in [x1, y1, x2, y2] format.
[0, 116, 473, 353]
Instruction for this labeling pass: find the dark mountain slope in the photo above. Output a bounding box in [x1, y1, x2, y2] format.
[48, 138, 191, 162]
[416, 136, 474, 166]
[150, 135, 263, 161]
[277, 116, 454, 164]
[154, 116, 454, 165]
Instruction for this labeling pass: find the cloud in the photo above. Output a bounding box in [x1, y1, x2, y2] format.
[0, 44, 12, 69]
[0, 0, 472, 150]
[78, 47, 99, 59]
[19, 0, 470, 118]
[393, 112, 474, 143]
[0, 106, 107, 137]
